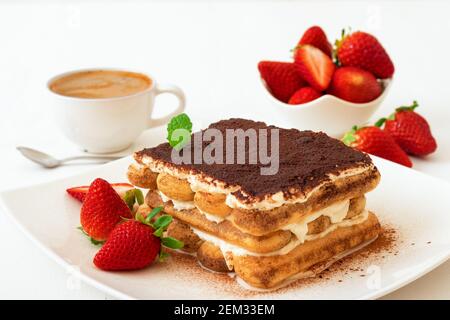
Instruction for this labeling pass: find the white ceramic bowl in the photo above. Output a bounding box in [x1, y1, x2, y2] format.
[262, 78, 392, 138]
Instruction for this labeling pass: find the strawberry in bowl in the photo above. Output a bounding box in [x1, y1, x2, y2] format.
[258, 26, 393, 137]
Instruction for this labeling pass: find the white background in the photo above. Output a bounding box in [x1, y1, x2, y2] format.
[0, 0, 449, 299]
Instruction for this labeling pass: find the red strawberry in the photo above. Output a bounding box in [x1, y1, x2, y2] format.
[94, 220, 160, 271]
[94, 208, 184, 271]
[342, 125, 412, 167]
[67, 186, 88, 202]
[288, 87, 322, 104]
[297, 26, 332, 57]
[336, 31, 394, 79]
[294, 45, 335, 91]
[328, 66, 382, 103]
[67, 183, 134, 203]
[80, 178, 133, 241]
[258, 61, 306, 103]
[381, 101, 437, 156]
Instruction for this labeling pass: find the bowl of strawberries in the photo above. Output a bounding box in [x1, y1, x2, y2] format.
[258, 26, 394, 137]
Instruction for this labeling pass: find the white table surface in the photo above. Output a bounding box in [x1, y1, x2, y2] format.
[0, 0, 449, 299]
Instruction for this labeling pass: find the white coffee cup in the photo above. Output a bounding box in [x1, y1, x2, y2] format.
[47, 68, 185, 153]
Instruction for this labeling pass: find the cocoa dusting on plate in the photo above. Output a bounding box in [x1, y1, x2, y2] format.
[164, 225, 399, 297]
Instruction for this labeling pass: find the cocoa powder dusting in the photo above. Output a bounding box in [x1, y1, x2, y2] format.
[163, 224, 399, 297]
[137, 118, 373, 203]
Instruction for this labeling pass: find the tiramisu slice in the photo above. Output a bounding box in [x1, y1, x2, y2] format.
[128, 119, 381, 289]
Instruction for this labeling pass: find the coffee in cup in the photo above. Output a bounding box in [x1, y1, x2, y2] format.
[49, 70, 152, 99]
[48, 68, 185, 153]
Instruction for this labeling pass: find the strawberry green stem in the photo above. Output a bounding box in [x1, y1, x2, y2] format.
[374, 118, 387, 128]
[333, 27, 352, 65]
[161, 237, 184, 249]
[342, 125, 358, 146]
[396, 100, 419, 112]
[159, 251, 170, 262]
[145, 206, 162, 224]
[290, 45, 302, 53]
[77, 226, 105, 246]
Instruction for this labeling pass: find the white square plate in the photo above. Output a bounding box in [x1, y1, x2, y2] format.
[0, 156, 449, 299]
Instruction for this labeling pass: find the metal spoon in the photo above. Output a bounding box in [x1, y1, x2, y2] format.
[17, 146, 122, 168]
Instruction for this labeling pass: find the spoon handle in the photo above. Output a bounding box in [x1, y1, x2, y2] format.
[61, 155, 122, 163]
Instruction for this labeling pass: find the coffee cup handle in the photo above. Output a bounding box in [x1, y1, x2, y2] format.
[148, 83, 186, 128]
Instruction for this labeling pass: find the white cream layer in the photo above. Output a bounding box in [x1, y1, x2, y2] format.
[281, 200, 349, 243]
[224, 168, 368, 210]
[139, 156, 372, 210]
[157, 189, 350, 232]
[157, 190, 358, 243]
[157, 190, 196, 210]
[156, 185, 369, 271]
[157, 190, 225, 223]
[191, 209, 369, 259]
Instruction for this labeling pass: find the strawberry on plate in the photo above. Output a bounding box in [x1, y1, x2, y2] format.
[342, 125, 412, 167]
[258, 61, 306, 103]
[296, 25, 332, 57]
[67, 183, 134, 203]
[288, 86, 322, 105]
[80, 178, 133, 241]
[94, 207, 183, 271]
[379, 101, 437, 156]
[294, 44, 335, 91]
[336, 30, 394, 79]
[328, 66, 382, 103]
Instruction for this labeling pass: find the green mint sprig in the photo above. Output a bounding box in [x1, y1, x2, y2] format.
[167, 113, 193, 150]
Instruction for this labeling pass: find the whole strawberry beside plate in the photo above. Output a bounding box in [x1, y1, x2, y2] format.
[342, 101, 437, 167]
[342, 125, 412, 167]
[378, 101, 437, 156]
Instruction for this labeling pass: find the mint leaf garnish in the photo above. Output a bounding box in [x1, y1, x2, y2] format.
[167, 113, 192, 150]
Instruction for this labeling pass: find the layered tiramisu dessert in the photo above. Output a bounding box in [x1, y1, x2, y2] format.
[127, 119, 381, 289]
